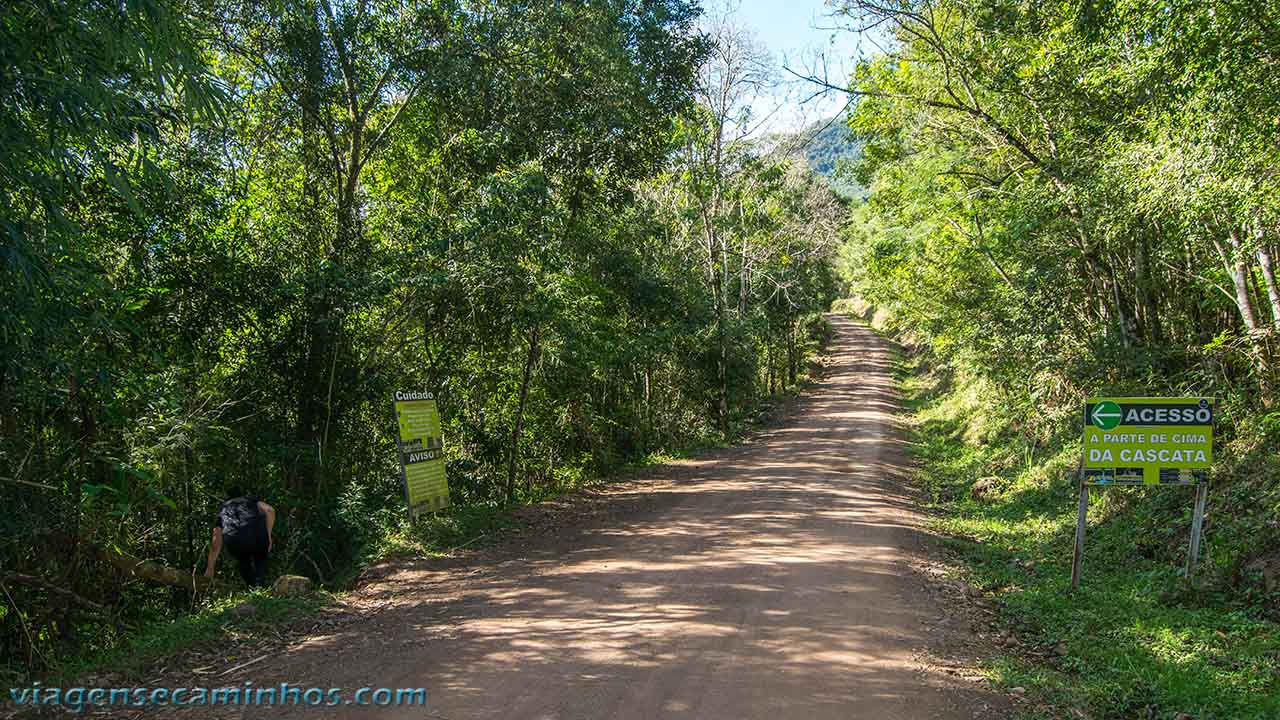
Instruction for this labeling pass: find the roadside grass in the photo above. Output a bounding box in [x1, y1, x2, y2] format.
[44, 591, 330, 684]
[897, 353, 1280, 720]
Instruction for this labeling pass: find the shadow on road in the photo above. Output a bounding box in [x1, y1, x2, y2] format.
[232, 316, 1006, 720]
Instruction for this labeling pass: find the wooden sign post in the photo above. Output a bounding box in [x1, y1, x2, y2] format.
[1186, 481, 1209, 579]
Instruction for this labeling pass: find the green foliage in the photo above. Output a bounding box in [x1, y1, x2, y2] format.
[836, 0, 1280, 587]
[0, 0, 841, 680]
[833, 0, 1280, 714]
[896, 352, 1280, 719]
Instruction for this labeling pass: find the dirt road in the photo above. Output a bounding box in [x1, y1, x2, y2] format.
[244, 316, 1004, 719]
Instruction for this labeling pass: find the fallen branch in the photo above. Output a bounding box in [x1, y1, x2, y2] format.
[36, 531, 227, 595]
[1, 573, 105, 612]
[83, 543, 219, 594]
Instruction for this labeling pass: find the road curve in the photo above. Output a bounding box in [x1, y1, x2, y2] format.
[246, 315, 1002, 719]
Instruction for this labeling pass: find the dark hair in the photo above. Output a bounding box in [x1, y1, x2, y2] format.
[226, 485, 246, 500]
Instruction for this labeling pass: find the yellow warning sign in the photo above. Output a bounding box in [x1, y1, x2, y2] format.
[393, 390, 449, 516]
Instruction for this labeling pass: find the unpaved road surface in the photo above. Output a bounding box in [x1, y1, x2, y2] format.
[237, 316, 1006, 719]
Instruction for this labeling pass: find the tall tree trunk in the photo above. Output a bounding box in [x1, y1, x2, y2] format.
[708, 221, 728, 438]
[1214, 229, 1261, 332]
[1213, 229, 1273, 402]
[1249, 260, 1268, 330]
[1134, 229, 1164, 344]
[738, 211, 750, 316]
[289, 2, 331, 492]
[787, 313, 797, 388]
[1183, 230, 1204, 338]
[1105, 260, 1133, 348]
[766, 339, 774, 394]
[699, 203, 729, 438]
[1256, 240, 1280, 330]
[719, 230, 731, 439]
[506, 326, 541, 504]
[718, 308, 728, 436]
[643, 365, 652, 451]
[66, 374, 85, 544]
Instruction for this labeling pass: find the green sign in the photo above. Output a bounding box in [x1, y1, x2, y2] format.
[1081, 397, 1214, 485]
[393, 390, 449, 517]
[1089, 400, 1122, 430]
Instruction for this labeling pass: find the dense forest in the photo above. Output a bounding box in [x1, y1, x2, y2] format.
[0, 0, 842, 672]
[841, 0, 1280, 386]
[7, 0, 1278, 713]
[835, 0, 1280, 715]
[838, 0, 1277, 573]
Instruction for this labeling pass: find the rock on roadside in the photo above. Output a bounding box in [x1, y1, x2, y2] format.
[272, 574, 315, 597]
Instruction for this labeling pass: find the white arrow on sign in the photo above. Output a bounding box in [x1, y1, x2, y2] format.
[1091, 402, 1122, 429]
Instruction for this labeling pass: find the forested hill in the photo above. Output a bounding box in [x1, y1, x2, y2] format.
[0, 1, 840, 676]
[797, 118, 864, 199]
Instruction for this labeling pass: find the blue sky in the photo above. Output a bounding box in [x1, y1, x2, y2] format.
[729, 0, 873, 134]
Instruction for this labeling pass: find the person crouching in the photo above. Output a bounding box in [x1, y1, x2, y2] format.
[204, 487, 275, 588]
